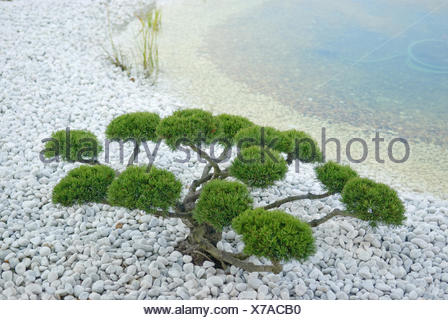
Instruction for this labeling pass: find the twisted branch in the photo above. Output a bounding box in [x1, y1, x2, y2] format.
[188, 144, 221, 175]
[263, 192, 333, 210]
[308, 209, 356, 227]
[190, 224, 283, 274]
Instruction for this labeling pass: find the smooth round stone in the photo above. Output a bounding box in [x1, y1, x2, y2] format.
[336, 292, 349, 299]
[235, 283, 247, 292]
[39, 247, 51, 257]
[409, 249, 421, 259]
[148, 287, 160, 297]
[238, 290, 257, 299]
[247, 277, 263, 290]
[149, 267, 160, 278]
[14, 263, 26, 275]
[182, 255, 192, 264]
[391, 267, 406, 279]
[126, 265, 137, 276]
[280, 288, 290, 299]
[47, 271, 58, 282]
[1, 271, 13, 282]
[3, 287, 17, 298]
[326, 290, 337, 300]
[92, 280, 105, 294]
[168, 269, 181, 278]
[206, 276, 224, 287]
[176, 287, 190, 300]
[408, 290, 418, 299]
[390, 288, 404, 299]
[356, 248, 372, 261]
[183, 263, 194, 274]
[24, 270, 36, 282]
[17, 238, 30, 247]
[25, 284, 42, 295]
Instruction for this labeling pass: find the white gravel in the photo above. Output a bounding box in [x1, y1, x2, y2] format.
[1, 0, 448, 300]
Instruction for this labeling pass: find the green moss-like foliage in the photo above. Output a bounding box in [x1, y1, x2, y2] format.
[233, 126, 292, 153]
[230, 146, 288, 188]
[106, 112, 160, 142]
[342, 177, 406, 227]
[107, 166, 182, 213]
[193, 180, 253, 230]
[282, 129, 322, 162]
[156, 109, 219, 149]
[44, 129, 102, 162]
[214, 114, 254, 142]
[315, 161, 358, 194]
[232, 208, 315, 262]
[52, 165, 115, 206]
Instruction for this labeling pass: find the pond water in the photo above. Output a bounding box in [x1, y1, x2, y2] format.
[157, 0, 448, 198]
[205, 0, 448, 145]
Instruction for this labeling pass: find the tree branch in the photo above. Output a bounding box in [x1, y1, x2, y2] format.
[188, 144, 221, 175]
[190, 224, 283, 274]
[308, 209, 356, 227]
[204, 240, 282, 273]
[182, 168, 230, 210]
[263, 192, 333, 210]
[146, 208, 192, 220]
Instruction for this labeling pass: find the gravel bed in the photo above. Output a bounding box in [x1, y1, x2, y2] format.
[1, 0, 448, 300]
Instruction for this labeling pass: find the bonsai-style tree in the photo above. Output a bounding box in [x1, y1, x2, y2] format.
[46, 109, 405, 274]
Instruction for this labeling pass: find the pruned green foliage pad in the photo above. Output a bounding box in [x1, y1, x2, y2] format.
[214, 114, 254, 142]
[44, 129, 102, 162]
[106, 112, 160, 142]
[193, 180, 253, 230]
[230, 146, 288, 188]
[107, 165, 182, 213]
[232, 208, 316, 262]
[233, 126, 292, 153]
[156, 109, 219, 149]
[342, 177, 406, 227]
[315, 161, 358, 194]
[282, 129, 322, 163]
[52, 165, 115, 206]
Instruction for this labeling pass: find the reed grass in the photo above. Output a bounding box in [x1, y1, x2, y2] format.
[136, 8, 162, 79]
[103, 6, 162, 81]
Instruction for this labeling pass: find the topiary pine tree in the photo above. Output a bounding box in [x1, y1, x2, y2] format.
[48, 109, 406, 274]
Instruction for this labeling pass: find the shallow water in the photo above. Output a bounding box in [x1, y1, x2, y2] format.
[206, 0, 448, 145]
[153, 0, 448, 198]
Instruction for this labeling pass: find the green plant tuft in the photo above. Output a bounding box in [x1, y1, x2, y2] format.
[233, 125, 292, 153]
[315, 161, 358, 194]
[107, 165, 182, 213]
[214, 114, 254, 142]
[44, 129, 102, 162]
[342, 177, 406, 227]
[104, 6, 161, 80]
[106, 112, 160, 142]
[193, 180, 253, 230]
[52, 165, 115, 206]
[232, 208, 316, 262]
[137, 7, 162, 79]
[282, 129, 322, 162]
[156, 109, 219, 149]
[229, 146, 287, 188]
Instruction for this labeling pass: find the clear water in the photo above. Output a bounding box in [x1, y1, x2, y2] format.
[206, 0, 448, 145]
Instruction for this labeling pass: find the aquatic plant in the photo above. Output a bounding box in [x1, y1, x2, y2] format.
[103, 6, 162, 80]
[136, 8, 162, 78]
[50, 109, 406, 274]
